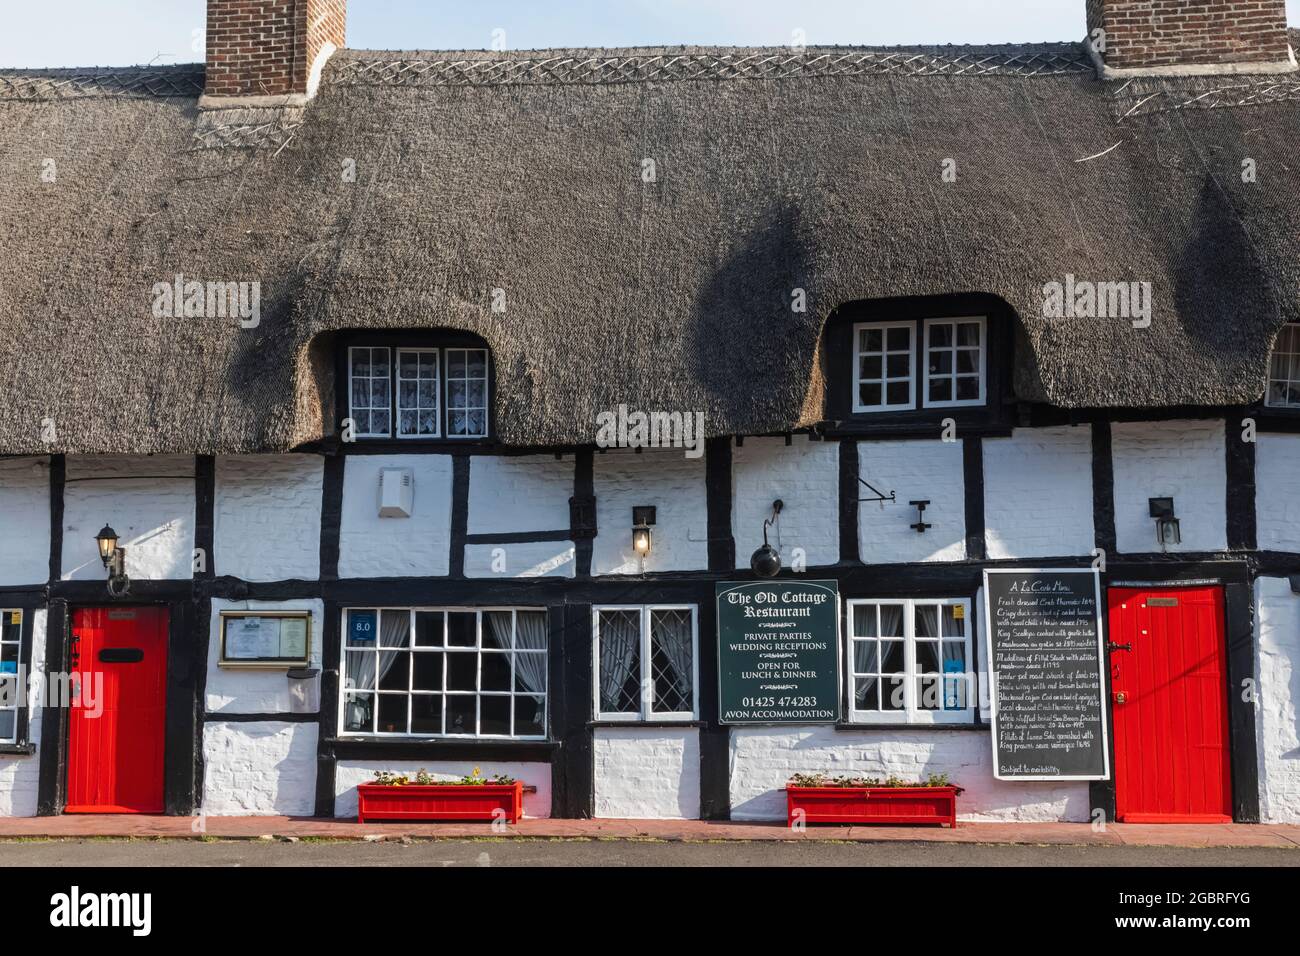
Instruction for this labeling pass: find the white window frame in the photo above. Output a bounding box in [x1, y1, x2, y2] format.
[852, 320, 916, 413]
[0, 609, 23, 745]
[922, 316, 987, 409]
[338, 606, 548, 740]
[395, 347, 441, 439]
[348, 346, 393, 438]
[592, 604, 699, 722]
[845, 597, 974, 726]
[1265, 321, 1300, 408]
[444, 347, 491, 439]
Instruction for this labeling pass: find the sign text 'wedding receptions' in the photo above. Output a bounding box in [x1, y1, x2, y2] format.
[716, 580, 840, 724]
[983, 569, 1109, 780]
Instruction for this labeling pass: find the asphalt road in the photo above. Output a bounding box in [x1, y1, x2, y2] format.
[0, 838, 1294, 866]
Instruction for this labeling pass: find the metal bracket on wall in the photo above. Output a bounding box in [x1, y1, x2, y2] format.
[858, 476, 896, 507]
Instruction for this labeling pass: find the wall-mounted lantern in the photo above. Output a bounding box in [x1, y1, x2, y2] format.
[632, 506, 656, 558]
[95, 524, 130, 596]
[750, 500, 784, 578]
[1149, 497, 1180, 550]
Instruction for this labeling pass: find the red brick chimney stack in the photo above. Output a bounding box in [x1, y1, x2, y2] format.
[1086, 0, 1294, 76]
[202, 0, 346, 106]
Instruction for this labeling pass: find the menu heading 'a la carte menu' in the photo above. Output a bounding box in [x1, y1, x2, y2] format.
[983, 569, 1109, 781]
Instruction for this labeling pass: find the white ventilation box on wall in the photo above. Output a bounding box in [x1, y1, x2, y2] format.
[378, 467, 414, 518]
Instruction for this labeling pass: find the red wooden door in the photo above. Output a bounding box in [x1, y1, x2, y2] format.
[1107, 586, 1231, 823]
[66, 607, 169, 814]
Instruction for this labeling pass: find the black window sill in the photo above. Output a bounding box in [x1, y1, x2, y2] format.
[833, 721, 985, 732]
[328, 736, 557, 747]
[0, 742, 36, 756]
[588, 720, 705, 729]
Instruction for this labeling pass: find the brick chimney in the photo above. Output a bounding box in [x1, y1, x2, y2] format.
[1087, 0, 1294, 76]
[202, 0, 346, 106]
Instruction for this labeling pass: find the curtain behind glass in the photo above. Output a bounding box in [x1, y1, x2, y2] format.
[513, 612, 548, 703]
[650, 610, 693, 710]
[598, 610, 640, 713]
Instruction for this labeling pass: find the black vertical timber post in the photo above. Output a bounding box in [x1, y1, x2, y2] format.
[1089, 421, 1116, 821]
[191, 455, 216, 810]
[838, 439, 860, 563]
[1225, 414, 1257, 552]
[449, 455, 469, 579]
[36, 599, 68, 815]
[558, 602, 593, 818]
[962, 437, 985, 561]
[1225, 580, 1260, 822]
[573, 450, 595, 578]
[700, 436, 733, 819]
[314, 454, 345, 817]
[48, 454, 65, 584]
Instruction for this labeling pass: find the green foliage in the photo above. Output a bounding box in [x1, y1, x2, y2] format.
[368, 766, 518, 787]
[786, 771, 957, 789]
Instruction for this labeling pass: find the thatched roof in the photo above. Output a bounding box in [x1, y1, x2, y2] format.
[2, 42, 1299, 454]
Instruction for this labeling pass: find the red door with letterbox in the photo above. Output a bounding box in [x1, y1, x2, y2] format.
[1107, 586, 1231, 823]
[65, 607, 169, 813]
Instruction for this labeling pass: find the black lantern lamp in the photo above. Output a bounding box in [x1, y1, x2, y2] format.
[95, 524, 130, 596]
[750, 500, 784, 578]
[1149, 497, 1180, 550]
[632, 506, 656, 559]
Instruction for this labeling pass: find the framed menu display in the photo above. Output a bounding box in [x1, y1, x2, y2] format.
[219, 611, 312, 668]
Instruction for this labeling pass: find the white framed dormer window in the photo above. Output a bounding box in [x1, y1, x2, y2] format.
[1266, 321, 1300, 408]
[923, 317, 986, 408]
[593, 605, 698, 721]
[347, 345, 490, 439]
[0, 610, 23, 744]
[852, 317, 987, 413]
[853, 321, 916, 413]
[846, 598, 973, 725]
[340, 607, 547, 738]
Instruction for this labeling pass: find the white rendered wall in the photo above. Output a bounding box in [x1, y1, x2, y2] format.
[593, 726, 700, 819]
[0, 610, 46, 817]
[205, 599, 325, 714]
[593, 449, 707, 575]
[729, 726, 1090, 822]
[338, 455, 452, 577]
[1254, 577, 1300, 822]
[201, 721, 318, 816]
[733, 437, 838, 569]
[214, 455, 323, 581]
[984, 426, 1094, 559]
[463, 541, 575, 578]
[1256, 434, 1300, 552]
[1111, 419, 1226, 554]
[334, 760, 552, 819]
[858, 439, 965, 563]
[467, 455, 572, 534]
[0, 458, 49, 586]
[61, 456, 195, 580]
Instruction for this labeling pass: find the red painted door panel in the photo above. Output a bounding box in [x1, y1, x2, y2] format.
[1108, 586, 1231, 823]
[66, 607, 169, 814]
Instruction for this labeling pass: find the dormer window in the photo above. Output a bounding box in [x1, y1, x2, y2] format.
[1265, 322, 1300, 409]
[853, 316, 986, 413]
[347, 344, 490, 439]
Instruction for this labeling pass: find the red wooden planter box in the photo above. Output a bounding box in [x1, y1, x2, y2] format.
[357, 782, 523, 824]
[785, 785, 961, 828]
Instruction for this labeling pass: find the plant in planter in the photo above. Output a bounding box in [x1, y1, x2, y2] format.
[356, 767, 524, 824]
[784, 772, 964, 828]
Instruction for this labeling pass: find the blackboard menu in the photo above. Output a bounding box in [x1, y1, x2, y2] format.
[983, 569, 1109, 780]
[716, 580, 840, 724]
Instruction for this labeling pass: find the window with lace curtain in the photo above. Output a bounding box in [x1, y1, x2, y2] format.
[593, 605, 698, 721]
[341, 607, 547, 738]
[846, 598, 973, 725]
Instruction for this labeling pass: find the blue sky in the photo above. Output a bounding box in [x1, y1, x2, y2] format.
[2, 1, 1296, 69]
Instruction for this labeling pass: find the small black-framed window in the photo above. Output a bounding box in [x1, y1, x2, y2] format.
[851, 316, 987, 414]
[1265, 322, 1300, 410]
[339, 332, 493, 442]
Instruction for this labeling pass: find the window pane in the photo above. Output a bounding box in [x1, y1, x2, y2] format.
[928, 379, 952, 403]
[941, 605, 963, 638]
[915, 641, 940, 674]
[958, 322, 982, 347]
[378, 651, 409, 691]
[598, 610, 642, 714]
[852, 604, 877, 638]
[852, 641, 878, 674]
[481, 695, 511, 735]
[929, 322, 952, 347]
[377, 693, 408, 733]
[915, 605, 940, 638]
[412, 652, 443, 691]
[514, 654, 547, 693]
[371, 410, 390, 435]
[882, 676, 906, 711]
[0, 676, 15, 708]
[516, 612, 548, 651]
[880, 640, 904, 672]
[515, 695, 546, 737]
[345, 651, 376, 690]
[886, 381, 910, 405]
[859, 355, 882, 380]
[650, 609, 694, 714]
[447, 612, 476, 647]
[447, 695, 475, 734]
[858, 384, 881, 408]
[942, 641, 967, 671]
[956, 349, 979, 374]
[446, 652, 477, 691]
[860, 328, 882, 352]
[483, 611, 512, 650]
[480, 652, 511, 692]
[854, 677, 878, 711]
[0, 709, 13, 741]
[956, 377, 980, 401]
[886, 327, 910, 351]
[929, 350, 952, 374]
[344, 692, 374, 733]
[917, 676, 941, 711]
[886, 353, 909, 377]
[879, 606, 904, 637]
[411, 694, 443, 734]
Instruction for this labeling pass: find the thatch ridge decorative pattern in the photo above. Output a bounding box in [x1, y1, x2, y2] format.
[0, 66, 204, 101]
[332, 45, 1093, 88]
